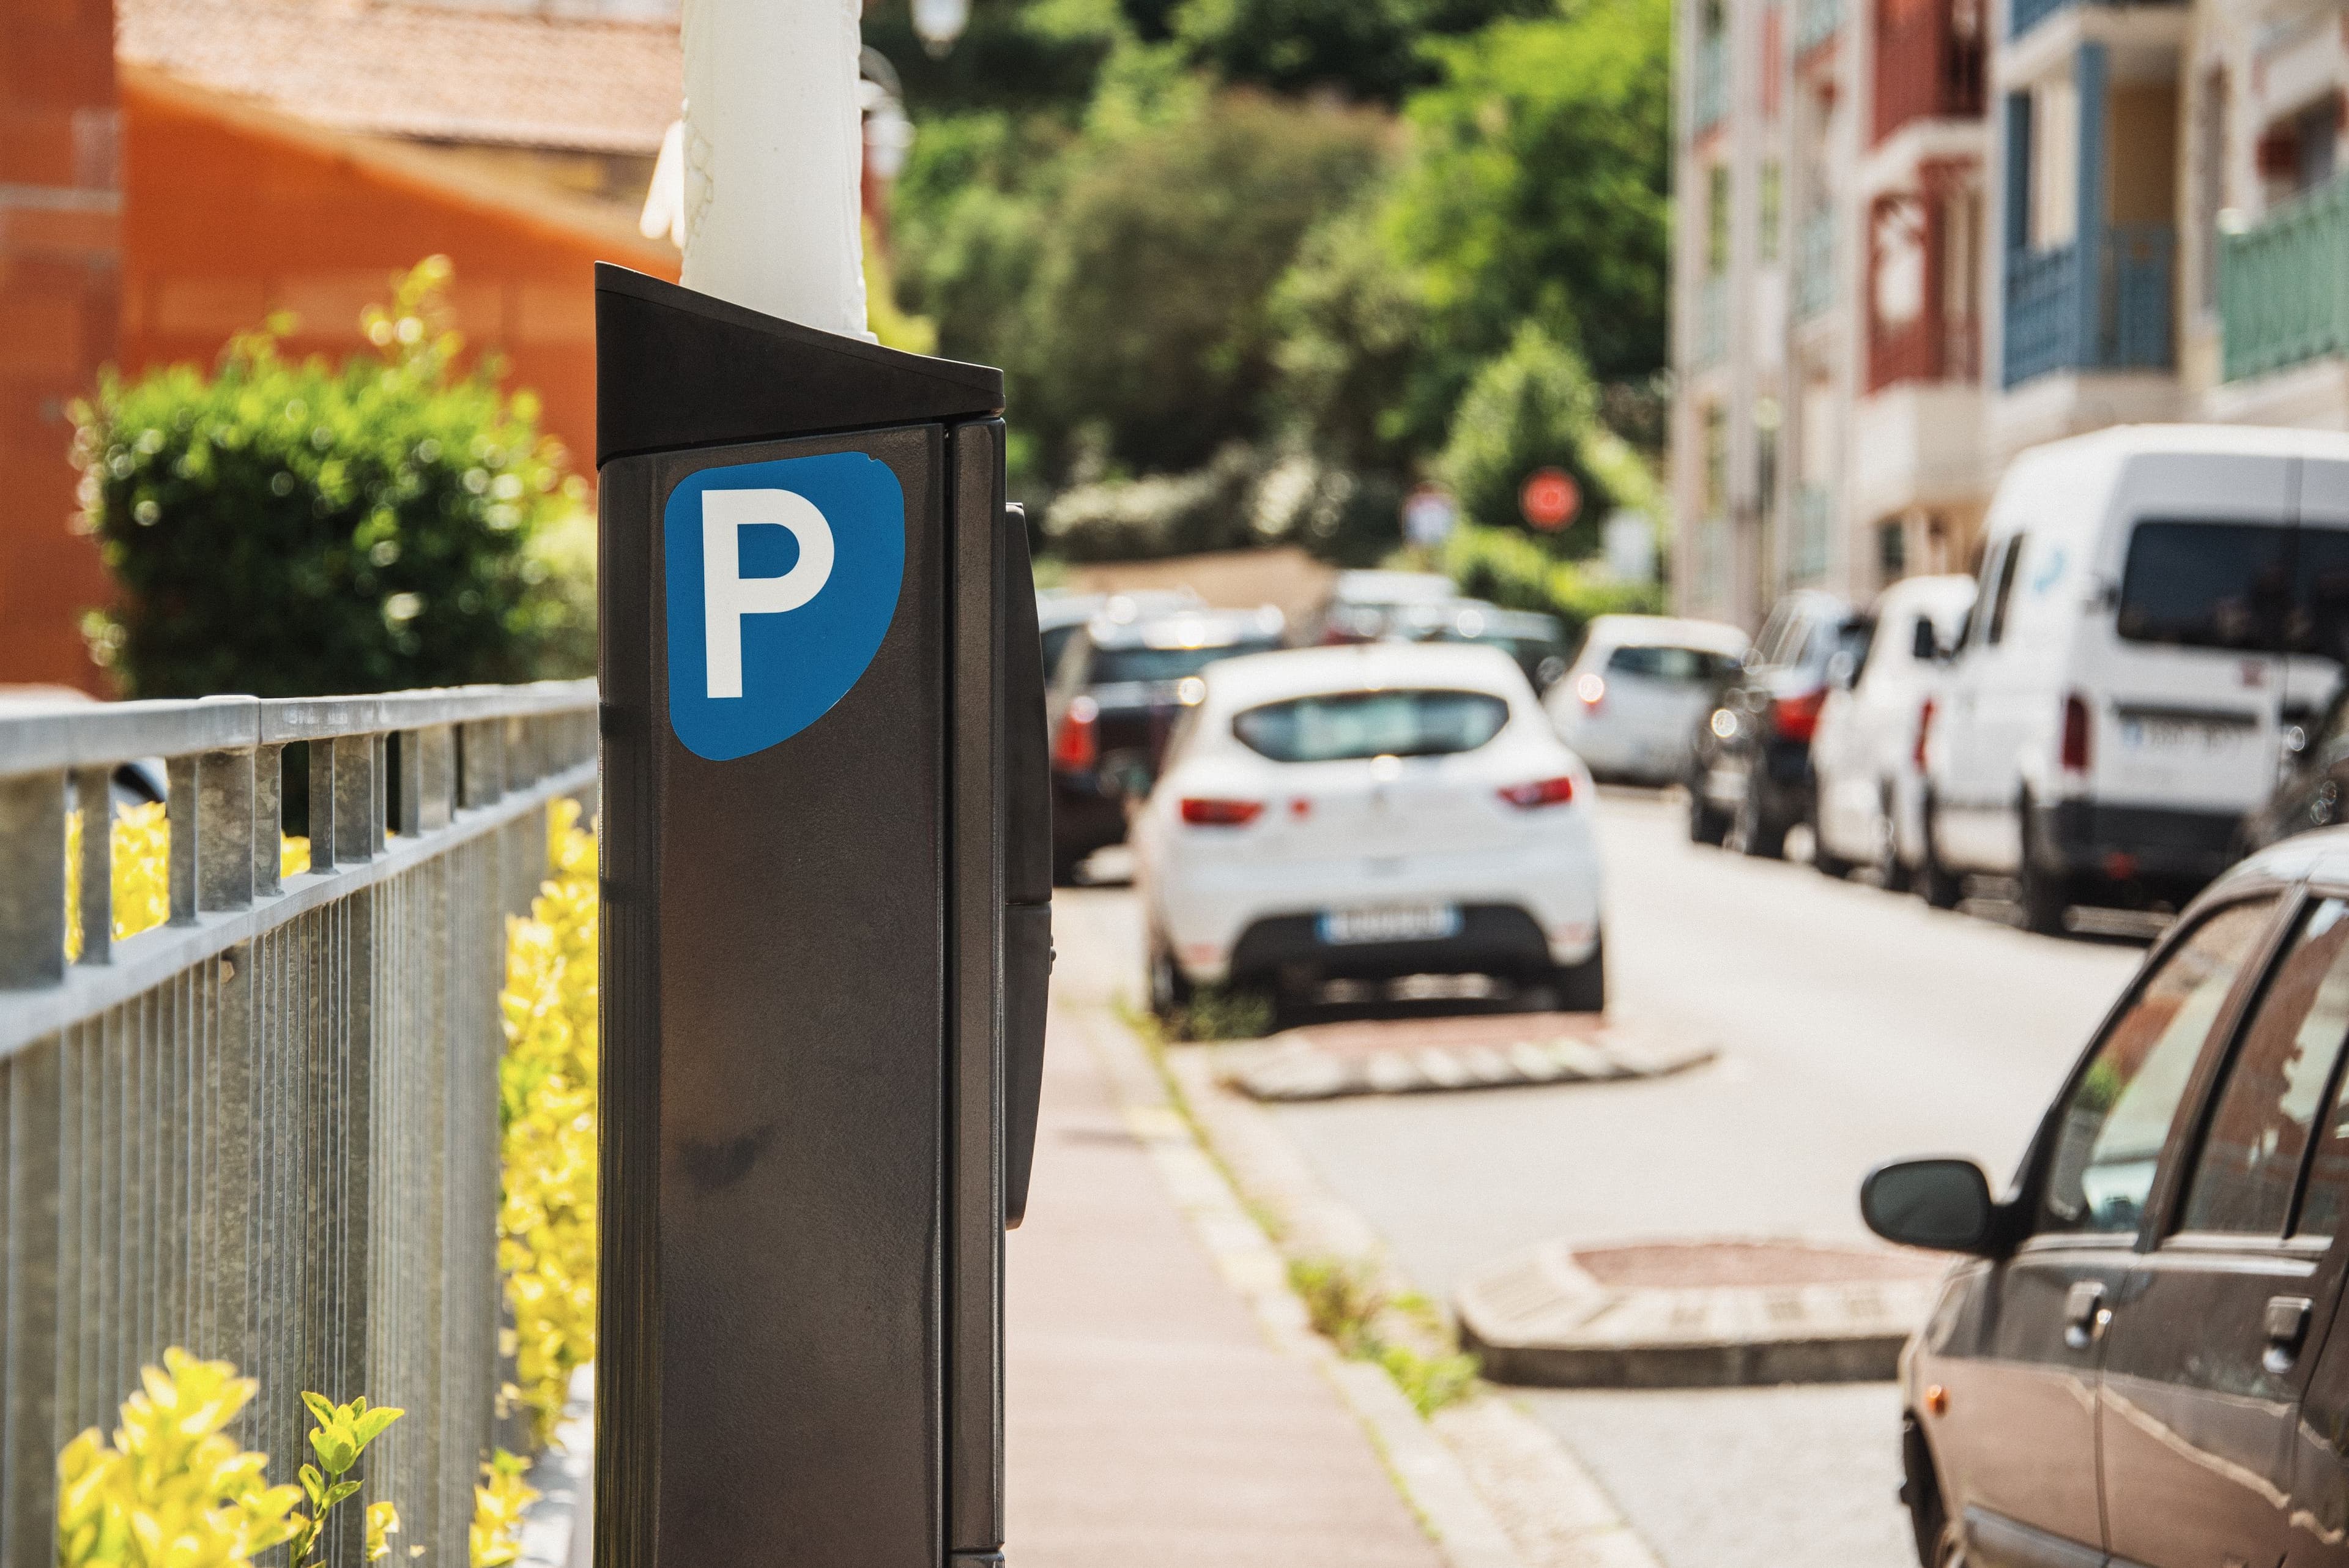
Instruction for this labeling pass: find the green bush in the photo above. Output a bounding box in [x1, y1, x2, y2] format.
[76, 258, 592, 698]
[1442, 521, 1663, 645]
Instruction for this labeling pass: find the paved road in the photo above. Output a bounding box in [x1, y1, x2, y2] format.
[1056, 789, 2153, 1568]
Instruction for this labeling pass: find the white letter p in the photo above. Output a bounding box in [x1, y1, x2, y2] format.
[702, 489, 835, 699]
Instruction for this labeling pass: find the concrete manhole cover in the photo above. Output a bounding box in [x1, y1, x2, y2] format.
[1214, 1013, 1716, 1102]
[1454, 1237, 1950, 1388]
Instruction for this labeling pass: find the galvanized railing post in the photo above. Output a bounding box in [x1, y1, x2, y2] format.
[0, 772, 65, 991]
[254, 745, 285, 898]
[196, 749, 255, 913]
[71, 768, 111, 966]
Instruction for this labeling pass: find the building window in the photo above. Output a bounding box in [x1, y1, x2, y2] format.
[1756, 397, 1781, 524]
[1761, 161, 1784, 262]
[1703, 404, 1729, 517]
[1709, 165, 1734, 273]
[1878, 519, 1908, 581]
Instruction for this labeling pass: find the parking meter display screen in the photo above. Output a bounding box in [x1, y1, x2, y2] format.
[662, 450, 907, 760]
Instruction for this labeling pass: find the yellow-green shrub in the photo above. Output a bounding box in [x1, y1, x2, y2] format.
[496, 800, 599, 1446]
[468, 1451, 537, 1568]
[56, 1350, 402, 1568]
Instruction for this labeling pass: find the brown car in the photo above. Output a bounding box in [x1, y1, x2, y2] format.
[1866, 828, 2349, 1567]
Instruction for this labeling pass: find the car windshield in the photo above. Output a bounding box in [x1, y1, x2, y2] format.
[1092, 639, 1281, 685]
[1606, 644, 1736, 683]
[1232, 688, 1512, 764]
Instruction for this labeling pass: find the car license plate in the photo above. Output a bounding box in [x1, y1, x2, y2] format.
[1317, 904, 1463, 945]
[2118, 714, 2252, 753]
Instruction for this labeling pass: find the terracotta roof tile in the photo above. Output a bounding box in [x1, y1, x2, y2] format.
[117, 0, 680, 156]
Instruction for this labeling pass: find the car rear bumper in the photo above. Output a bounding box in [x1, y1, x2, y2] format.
[1152, 834, 1603, 984]
[1225, 905, 1560, 985]
[2033, 799, 2245, 891]
[1556, 716, 1693, 784]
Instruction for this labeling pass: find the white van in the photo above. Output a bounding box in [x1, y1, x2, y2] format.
[1919, 425, 2349, 931]
[1809, 574, 1976, 885]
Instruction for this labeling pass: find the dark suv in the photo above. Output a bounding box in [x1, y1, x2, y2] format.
[1687, 590, 1863, 858]
[1045, 606, 1285, 882]
[1864, 835, 2349, 1567]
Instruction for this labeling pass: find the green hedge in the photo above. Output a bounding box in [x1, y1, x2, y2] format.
[1441, 521, 1661, 646]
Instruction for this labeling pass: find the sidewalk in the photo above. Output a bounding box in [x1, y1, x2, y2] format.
[1004, 997, 1448, 1567]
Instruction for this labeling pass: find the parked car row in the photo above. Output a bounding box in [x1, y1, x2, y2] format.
[1685, 425, 2349, 937]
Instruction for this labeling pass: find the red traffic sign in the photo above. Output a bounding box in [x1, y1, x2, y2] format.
[1519, 468, 1580, 532]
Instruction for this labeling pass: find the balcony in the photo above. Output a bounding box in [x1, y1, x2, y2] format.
[1872, 0, 1984, 143]
[1694, 273, 1729, 366]
[2009, 0, 2183, 42]
[1693, 34, 1727, 134]
[2002, 224, 2174, 388]
[1794, 210, 1836, 319]
[2219, 176, 2349, 384]
[1795, 0, 1842, 56]
[1792, 485, 1833, 581]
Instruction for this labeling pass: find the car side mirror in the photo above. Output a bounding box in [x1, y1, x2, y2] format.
[1827, 650, 1859, 690]
[1534, 655, 1567, 693]
[1910, 615, 1939, 662]
[1861, 1157, 1998, 1255]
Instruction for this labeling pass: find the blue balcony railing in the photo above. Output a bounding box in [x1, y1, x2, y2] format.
[1794, 210, 1836, 319]
[1795, 0, 1842, 55]
[2010, 0, 2184, 42]
[1694, 273, 1729, 366]
[2220, 175, 2349, 383]
[1693, 34, 1727, 133]
[2002, 225, 2175, 387]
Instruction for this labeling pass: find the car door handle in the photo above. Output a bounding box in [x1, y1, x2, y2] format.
[2263, 1295, 2314, 1374]
[2063, 1280, 2107, 1350]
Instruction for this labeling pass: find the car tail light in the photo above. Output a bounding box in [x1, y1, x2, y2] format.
[2061, 693, 2092, 773]
[1053, 695, 1098, 771]
[1180, 797, 1263, 827]
[1772, 686, 1827, 743]
[1575, 672, 1606, 711]
[1913, 697, 1935, 774]
[1499, 776, 1577, 809]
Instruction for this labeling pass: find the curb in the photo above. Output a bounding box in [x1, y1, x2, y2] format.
[1142, 1030, 1668, 1568]
[1068, 1003, 1528, 1568]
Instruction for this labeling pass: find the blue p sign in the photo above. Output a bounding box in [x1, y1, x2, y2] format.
[664, 451, 907, 761]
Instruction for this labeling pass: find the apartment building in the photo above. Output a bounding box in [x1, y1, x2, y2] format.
[1672, 0, 2349, 626]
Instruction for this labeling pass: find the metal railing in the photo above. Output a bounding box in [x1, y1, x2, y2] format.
[2002, 224, 2175, 387]
[0, 680, 596, 1568]
[1795, 209, 1838, 319]
[2220, 175, 2349, 384]
[1693, 273, 1731, 367]
[2009, 0, 2183, 42]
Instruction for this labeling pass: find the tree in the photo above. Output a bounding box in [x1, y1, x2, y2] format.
[1015, 91, 1389, 477]
[78, 259, 589, 698]
[1387, 0, 1672, 386]
[1167, 0, 1558, 103]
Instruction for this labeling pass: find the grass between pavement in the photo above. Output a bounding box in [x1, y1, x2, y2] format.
[1115, 998, 1483, 1418]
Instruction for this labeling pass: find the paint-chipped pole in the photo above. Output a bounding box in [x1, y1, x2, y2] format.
[678, 0, 871, 338]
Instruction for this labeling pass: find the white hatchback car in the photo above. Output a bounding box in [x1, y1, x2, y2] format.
[1132, 643, 1605, 1014]
[1543, 614, 1749, 784]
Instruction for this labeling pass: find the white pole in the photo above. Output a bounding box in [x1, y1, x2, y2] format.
[678, 0, 872, 340]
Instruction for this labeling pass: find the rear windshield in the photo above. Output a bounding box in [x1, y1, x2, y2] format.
[2112, 521, 2349, 656]
[1233, 689, 1511, 764]
[1606, 644, 1737, 682]
[1092, 639, 1282, 685]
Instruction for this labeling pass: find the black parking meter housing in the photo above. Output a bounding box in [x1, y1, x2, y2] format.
[592, 265, 1050, 1568]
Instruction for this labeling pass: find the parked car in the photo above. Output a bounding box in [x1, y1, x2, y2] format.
[1545, 614, 1749, 786]
[2245, 673, 2349, 851]
[1300, 569, 1460, 645]
[1687, 590, 1861, 856]
[1047, 604, 1286, 882]
[1809, 575, 1976, 885]
[1132, 642, 1604, 1014]
[1036, 588, 1203, 678]
[1863, 833, 2349, 1568]
[1917, 425, 2349, 932]
[1388, 600, 1572, 693]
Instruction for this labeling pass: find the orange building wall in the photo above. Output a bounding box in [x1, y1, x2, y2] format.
[0, 0, 120, 690]
[123, 72, 679, 483]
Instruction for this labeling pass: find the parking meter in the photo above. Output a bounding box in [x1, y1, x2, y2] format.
[592, 266, 1051, 1568]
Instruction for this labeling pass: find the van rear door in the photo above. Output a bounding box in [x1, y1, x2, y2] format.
[2093, 455, 2295, 820]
